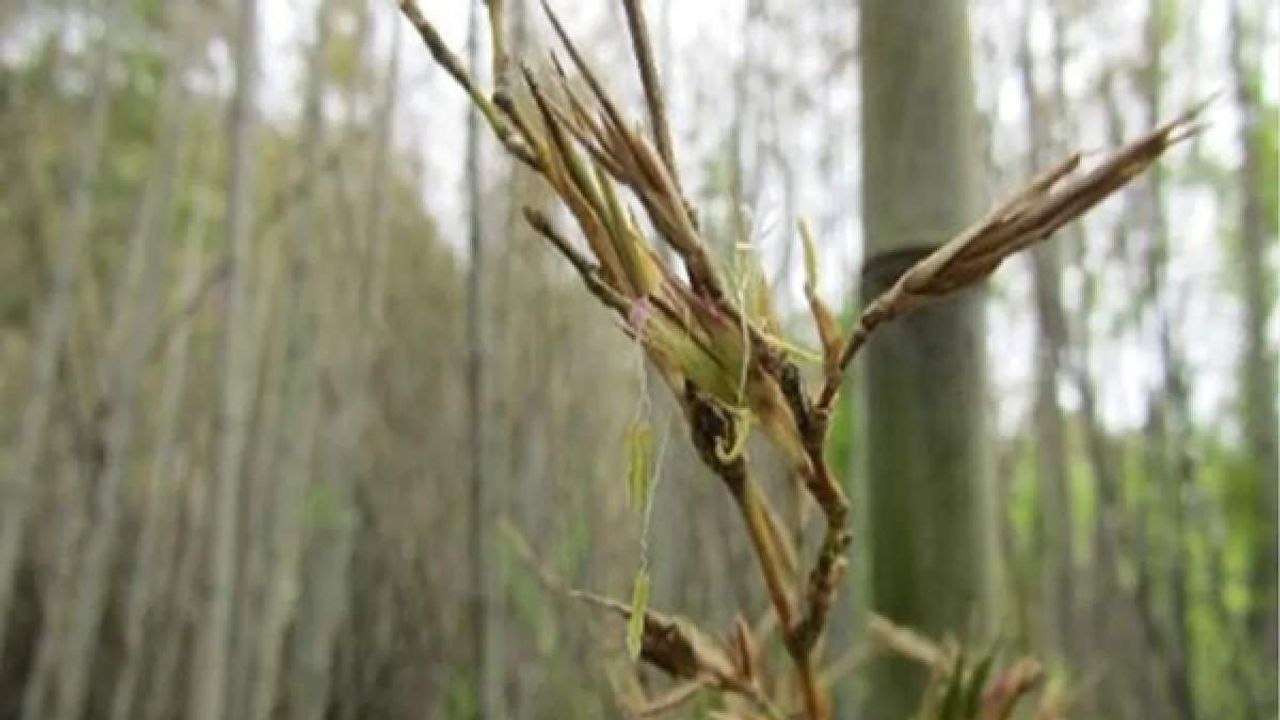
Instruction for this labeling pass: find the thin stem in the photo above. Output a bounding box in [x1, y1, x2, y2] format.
[484, 0, 510, 102]
[731, 477, 795, 630]
[795, 655, 823, 720]
[621, 0, 677, 182]
[729, 471, 827, 720]
[398, 0, 537, 168]
[523, 207, 631, 315]
[815, 306, 884, 414]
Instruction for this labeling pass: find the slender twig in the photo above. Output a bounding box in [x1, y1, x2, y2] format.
[620, 0, 677, 182]
[683, 385, 825, 719]
[523, 207, 630, 315]
[633, 680, 705, 717]
[398, 0, 537, 168]
[484, 0, 510, 103]
[813, 303, 888, 413]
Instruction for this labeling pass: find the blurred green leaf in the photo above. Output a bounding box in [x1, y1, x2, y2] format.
[626, 569, 650, 661]
[625, 420, 652, 514]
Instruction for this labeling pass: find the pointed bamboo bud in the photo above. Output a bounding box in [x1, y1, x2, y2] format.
[798, 218, 842, 374]
[595, 162, 659, 295]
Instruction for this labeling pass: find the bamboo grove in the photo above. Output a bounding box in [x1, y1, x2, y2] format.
[0, 0, 1273, 718]
[398, 0, 1204, 716]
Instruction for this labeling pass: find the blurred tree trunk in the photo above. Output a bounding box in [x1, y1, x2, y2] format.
[465, 1, 495, 716]
[486, 0, 531, 711]
[250, 3, 330, 719]
[1086, 75, 1157, 720]
[131, 186, 214, 720]
[1017, 6, 1075, 666]
[1229, 3, 1278, 712]
[19, 429, 88, 720]
[858, 0, 993, 716]
[0, 0, 116, 658]
[227, 191, 291, 715]
[1139, 4, 1198, 717]
[284, 7, 384, 716]
[728, 0, 762, 228]
[50, 22, 187, 718]
[145, 464, 209, 720]
[189, 0, 259, 714]
[111, 208, 207, 720]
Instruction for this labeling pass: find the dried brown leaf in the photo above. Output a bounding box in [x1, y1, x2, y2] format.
[571, 590, 739, 682]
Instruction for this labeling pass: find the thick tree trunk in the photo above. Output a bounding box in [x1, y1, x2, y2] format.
[858, 1, 993, 716]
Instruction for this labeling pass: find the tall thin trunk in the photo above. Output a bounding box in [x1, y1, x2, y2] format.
[331, 26, 405, 607]
[248, 2, 331, 718]
[1141, 4, 1197, 717]
[1229, 3, 1278, 710]
[858, 0, 992, 716]
[144, 463, 209, 720]
[464, 1, 493, 715]
[109, 145, 210, 720]
[0, 0, 117, 656]
[487, 1, 520, 714]
[230, 263, 287, 719]
[280, 402, 330, 720]
[321, 41, 405, 719]
[188, 0, 259, 714]
[1017, 7, 1075, 666]
[284, 11, 379, 718]
[18, 429, 89, 720]
[727, 0, 763, 243]
[50, 21, 189, 719]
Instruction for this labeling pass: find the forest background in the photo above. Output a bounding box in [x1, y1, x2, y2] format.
[0, 0, 1275, 718]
